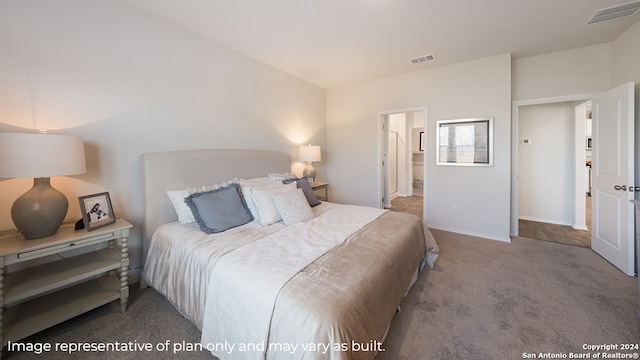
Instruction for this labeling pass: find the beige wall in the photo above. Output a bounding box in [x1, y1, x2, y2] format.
[612, 20, 640, 86]
[0, 0, 326, 272]
[327, 54, 512, 241]
[512, 43, 614, 101]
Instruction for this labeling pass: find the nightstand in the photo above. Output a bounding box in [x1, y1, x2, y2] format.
[0, 218, 132, 348]
[312, 182, 329, 201]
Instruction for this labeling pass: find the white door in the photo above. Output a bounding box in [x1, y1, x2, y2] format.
[591, 82, 635, 276]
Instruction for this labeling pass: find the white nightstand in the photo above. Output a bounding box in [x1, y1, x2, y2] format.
[0, 218, 132, 347]
[312, 182, 329, 201]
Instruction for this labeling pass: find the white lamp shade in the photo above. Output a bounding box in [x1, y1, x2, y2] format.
[0, 133, 86, 178]
[298, 145, 321, 162]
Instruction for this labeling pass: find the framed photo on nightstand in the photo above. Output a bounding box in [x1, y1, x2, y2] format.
[79, 192, 116, 231]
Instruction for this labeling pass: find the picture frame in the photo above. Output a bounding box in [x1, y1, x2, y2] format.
[79, 192, 115, 231]
[436, 117, 493, 166]
[419, 131, 425, 152]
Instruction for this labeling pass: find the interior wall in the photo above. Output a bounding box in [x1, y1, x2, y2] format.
[512, 43, 613, 101]
[408, 111, 425, 193]
[388, 113, 408, 197]
[611, 19, 640, 199]
[518, 102, 574, 225]
[327, 54, 512, 241]
[0, 0, 327, 272]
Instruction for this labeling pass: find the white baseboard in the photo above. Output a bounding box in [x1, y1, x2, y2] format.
[426, 224, 512, 243]
[518, 215, 571, 227]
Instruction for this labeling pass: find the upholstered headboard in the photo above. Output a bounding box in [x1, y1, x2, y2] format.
[141, 149, 291, 255]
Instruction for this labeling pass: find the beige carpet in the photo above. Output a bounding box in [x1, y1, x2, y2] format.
[7, 229, 639, 359]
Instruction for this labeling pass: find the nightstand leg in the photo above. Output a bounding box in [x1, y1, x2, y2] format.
[120, 235, 129, 313]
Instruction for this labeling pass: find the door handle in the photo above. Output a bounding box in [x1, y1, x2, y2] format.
[613, 185, 640, 191]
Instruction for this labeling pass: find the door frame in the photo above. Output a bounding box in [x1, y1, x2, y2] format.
[377, 107, 428, 215]
[511, 92, 599, 236]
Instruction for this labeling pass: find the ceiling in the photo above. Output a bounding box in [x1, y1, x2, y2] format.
[119, 0, 640, 89]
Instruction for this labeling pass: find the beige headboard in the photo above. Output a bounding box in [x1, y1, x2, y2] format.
[141, 149, 291, 255]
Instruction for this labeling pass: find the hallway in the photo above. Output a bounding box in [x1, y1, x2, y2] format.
[518, 196, 592, 248]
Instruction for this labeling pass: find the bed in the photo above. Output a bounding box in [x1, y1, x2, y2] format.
[140, 149, 438, 360]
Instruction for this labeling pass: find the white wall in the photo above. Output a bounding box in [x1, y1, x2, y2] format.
[388, 113, 408, 197]
[611, 19, 640, 193]
[518, 102, 574, 225]
[327, 54, 512, 241]
[512, 43, 613, 101]
[0, 0, 326, 272]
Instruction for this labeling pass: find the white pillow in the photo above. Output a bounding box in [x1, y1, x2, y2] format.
[166, 190, 195, 224]
[239, 178, 290, 222]
[240, 183, 278, 221]
[272, 188, 315, 226]
[249, 182, 297, 225]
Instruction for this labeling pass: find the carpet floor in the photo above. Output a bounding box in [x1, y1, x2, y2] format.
[6, 229, 639, 360]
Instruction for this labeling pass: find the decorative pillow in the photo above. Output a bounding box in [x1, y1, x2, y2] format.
[249, 182, 297, 225]
[272, 188, 315, 226]
[239, 177, 272, 188]
[184, 184, 253, 234]
[166, 189, 195, 224]
[268, 172, 297, 183]
[166, 178, 241, 224]
[283, 178, 321, 207]
[187, 177, 239, 194]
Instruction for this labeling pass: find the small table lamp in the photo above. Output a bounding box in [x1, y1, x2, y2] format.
[298, 144, 321, 182]
[0, 132, 86, 239]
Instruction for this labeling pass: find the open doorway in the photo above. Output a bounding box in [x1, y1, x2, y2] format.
[514, 98, 593, 248]
[513, 84, 635, 275]
[378, 108, 427, 221]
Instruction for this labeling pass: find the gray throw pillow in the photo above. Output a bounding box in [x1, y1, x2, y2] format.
[184, 184, 253, 234]
[283, 178, 321, 207]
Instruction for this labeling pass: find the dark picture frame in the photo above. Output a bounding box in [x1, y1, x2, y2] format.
[436, 117, 494, 166]
[79, 192, 115, 231]
[419, 131, 425, 151]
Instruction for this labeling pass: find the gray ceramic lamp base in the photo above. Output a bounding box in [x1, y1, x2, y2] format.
[303, 164, 316, 183]
[11, 177, 68, 239]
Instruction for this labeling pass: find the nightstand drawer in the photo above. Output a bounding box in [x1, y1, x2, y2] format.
[8, 232, 116, 265]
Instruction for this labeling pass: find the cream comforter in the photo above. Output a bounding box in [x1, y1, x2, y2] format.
[143, 202, 438, 360]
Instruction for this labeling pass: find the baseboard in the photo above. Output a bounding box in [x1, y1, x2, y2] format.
[426, 224, 512, 243]
[518, 215, 571, 226]
[127, 267, 143, 285]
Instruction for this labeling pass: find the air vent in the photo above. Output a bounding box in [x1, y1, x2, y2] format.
[410, 54, 436, 64]
[586, 0, 640, 24]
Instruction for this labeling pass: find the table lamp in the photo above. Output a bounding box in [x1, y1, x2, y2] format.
[298, 144, 321, 182]
[0, 132, 86, 239]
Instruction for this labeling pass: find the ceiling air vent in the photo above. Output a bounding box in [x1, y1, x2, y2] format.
[586, 0, 640, 24]
[410, 54, 436, 64]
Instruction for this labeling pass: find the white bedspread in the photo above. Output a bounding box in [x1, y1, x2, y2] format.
[199, 204, 387, 360]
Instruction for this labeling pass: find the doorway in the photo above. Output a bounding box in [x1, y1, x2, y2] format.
[516, 100, 592, 248]
[378, 107, 427, 221]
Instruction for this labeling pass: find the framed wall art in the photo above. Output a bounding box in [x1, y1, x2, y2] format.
[436, 117, 493, 166]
